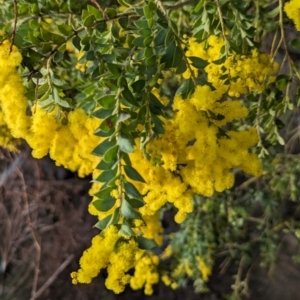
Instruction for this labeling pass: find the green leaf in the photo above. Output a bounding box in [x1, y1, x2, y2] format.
[289, 38, 300, 52]
[143, 36, 153, 47]
[132, 80, 146, 92]
[148, 2, 156, 11]
[119, 223, 135, 236]
[93, 107, 115, 119]
[41, 43, 52, 54]
[109, 207, 120, 226]
[94, 214, 112, 230]
[127, 198, 145, 208]
[97, 94, 117, 109]
[29, 19, 39, 30]
[94, 127, 114, 137]
[152, 115, 165, 134]
[27, 49, 44, 62]
[212, 55, 226, 65]
[149, 93, 165, 109]
[277, 134, 285, 145]
[72, 36, 81, 50]
[107, 63, 121, 76]
[135, 19, 148, 29]
[117, 111, 131, 123]
[176, 59, 187, 74]
[57, 24, 73, 36]
[52, 76, 67, 87]
[139, 28, 152, 38]
[276, 75, 289, 91]
[189, 56, 209, 69]
[18, 3, 29, 14]
[143, 6, 153, 19]
[119, 16, 129, 29]
[83, 14, 96, 27]
[86, 50, 96, 61]
[266, 6, 279, 18]
[195, 0, 205, 12]
[124, 165, 146, 183]
[92, 138, 116, 157]
[51, 33, 66, 44]
[94, 186, 114, 200]
[52, 88, 70, 108]
[118, 133, 134, 153]
[95, 169, 118, 183]
[154, 29, 167, 46]
[105, 7, 117, 18]
[122, 152, 132, 166]
[176, 78, 195, 99]
[104, 145, 119, 163]
[122, 87, 140, 108]
[124, 181, 143, 200]
[93, 197, 116, 212]
[94, 207, 119, 229]
[97, 118, 115, 133]
[96, 159, 118, 170]
[87, 4, 103, 19]
[161, 41, 182, 68]
[133, 36, 145, 47]
[53, 51, 64, 62]
[121, 199, 140, 219]
[40, 27, 52, 41]
[135, 236, 157, 250]
[117, 0, 131, 7]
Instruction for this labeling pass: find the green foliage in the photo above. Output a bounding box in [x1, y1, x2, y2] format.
[1, 0, 300, 298]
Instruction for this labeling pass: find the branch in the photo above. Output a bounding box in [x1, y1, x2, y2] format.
[90, 0, 109, 20]
[165, 0, 197, 10]
[278, 0, 300, 79]
[9, 0, 18, 53]
[27, 11, 136, 80]
[33, 254, 74, 299]
[215, 0, 229, 52]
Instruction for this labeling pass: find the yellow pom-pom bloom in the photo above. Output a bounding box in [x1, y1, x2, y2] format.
[285, 0, 300, 31]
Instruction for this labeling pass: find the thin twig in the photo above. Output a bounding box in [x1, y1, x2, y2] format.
[90, 0, 109, 20]
[215, 0, 228, 52]
[0, 154, 23, 187]
[156, 0, 198, 85]
[16, 169, 41, 300]
[33, 254, 74, 299]
[278, 0, 300, 79]
[237, 177, 259, 190]
[9, 0, 18, 53]
[232, 256, 245, 298]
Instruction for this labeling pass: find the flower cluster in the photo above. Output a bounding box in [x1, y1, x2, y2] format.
[184, 36, 278, 97]
[0, 41, 31, 139]
[196, 256, 212, 282]
[146, 85, 262, 199]
[0, 39, 272, 295]
[0, 41, 101, 177]
[130, 253, 160, 295]
[130, 145, 194, 223]
[0, 109, 20, 151]
[285, 0, 300, 31]
[50, 109, 101, 177]
[71, 225, 147, 294]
